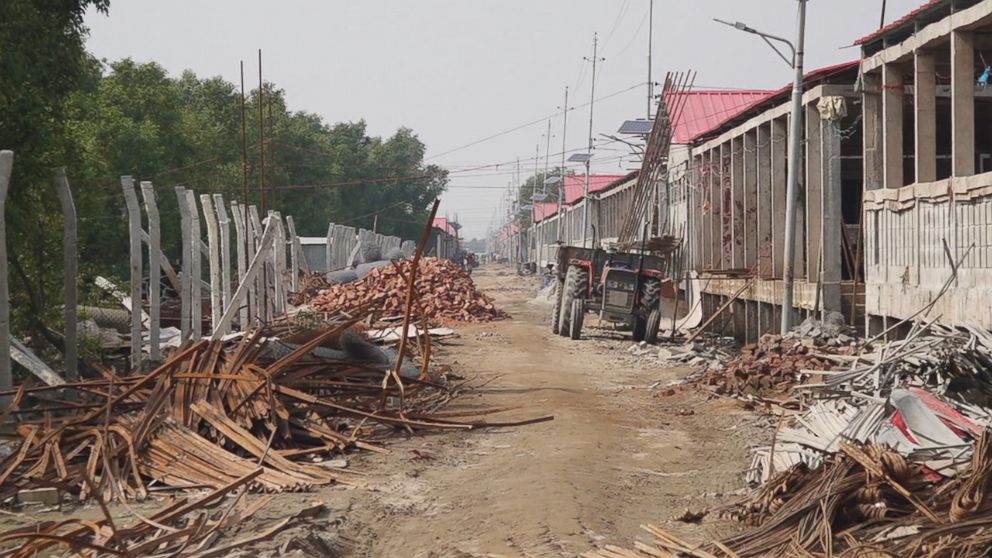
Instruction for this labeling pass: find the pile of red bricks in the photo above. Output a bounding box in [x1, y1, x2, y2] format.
[311, 258, 507, 324]
[704, 335, 844, 397]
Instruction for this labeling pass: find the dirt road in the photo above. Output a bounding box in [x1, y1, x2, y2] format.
[326, 265, 764, 557]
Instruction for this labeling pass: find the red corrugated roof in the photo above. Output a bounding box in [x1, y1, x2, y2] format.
[854, 0, 945, 46]
[432, 217, 456, 236]
[673, 61, 859, 144]
[667, 90, 774, 145]
[563, 174, 630, 204]
[532, 202, 559, 223]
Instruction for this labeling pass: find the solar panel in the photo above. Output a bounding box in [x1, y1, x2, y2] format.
[617, 119, 654, 135]
[531, 192, 548, 202]
[544, 176, 562, 185]
[568, 153, 593, 163]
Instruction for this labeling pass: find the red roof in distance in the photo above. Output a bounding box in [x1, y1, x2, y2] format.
[432, 217, 456, 236]
[532, 202, 559, 223]
[563, 174, 630, 205]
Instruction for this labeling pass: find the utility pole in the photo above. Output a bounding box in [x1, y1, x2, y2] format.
[647, 0, 654, 119]
[543, 119, 553, 195]
[582, 33, 604, 249]
[714, 0, 807, 333]
[781, 1, 808, 334]
[558, 87, 569, 241]
[257, 49, 265, 213]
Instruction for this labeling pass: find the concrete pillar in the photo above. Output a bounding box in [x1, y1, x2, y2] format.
[793, 112, 807, 280]
[821, 108, 843, 314]
[951, 30, 975, 177]
[743, 130, 758, 271]
[882, 63, 904, 189]
[720, 142, 732, 270]
[756, 125, 772, 277]
[771, 117, 788, 278]
[805, 103, 823, 283]
[863, 72, 884, 191]
[731, 137, 745, 269]
[914, 50, 937, 183]
[710, 149, 721, 270]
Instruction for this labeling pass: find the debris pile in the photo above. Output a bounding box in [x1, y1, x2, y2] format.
[0, 470, 322, 558]
[749, 324, 992, 483]
[587, 432, 992, 558]
[311, 257, 507, 324]
[0, 309, 545, 505]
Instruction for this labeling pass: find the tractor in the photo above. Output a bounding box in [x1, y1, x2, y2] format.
[550, 242, 672, 343]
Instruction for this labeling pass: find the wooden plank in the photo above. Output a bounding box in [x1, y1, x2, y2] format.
[10, 337, 64, 386]
[121, 176, 143, 369]
[54, 169, 78, 380]
[139, 182, 161, 361]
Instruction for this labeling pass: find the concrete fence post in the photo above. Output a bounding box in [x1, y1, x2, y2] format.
[139, 182, 160, 362]
[213, 194, 232, 317]
[121, 176, 143, 369]
[0, 152, 12, 394]
[174, 187, 192, 341]
[200, 194, 221, 335]
[184, 190, 202, 339]
[230, 201, 248, 329]
[54, 169, 78, 380]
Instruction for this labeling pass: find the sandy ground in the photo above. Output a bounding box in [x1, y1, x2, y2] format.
[329, 265, 765, 557]
[1, 265, 769, 557]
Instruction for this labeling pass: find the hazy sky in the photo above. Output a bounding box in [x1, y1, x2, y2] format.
[84, 0, 922, 239]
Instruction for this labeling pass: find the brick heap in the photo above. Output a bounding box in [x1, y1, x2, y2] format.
[704, 335, 845, 397]
[311, 258, 507, 324]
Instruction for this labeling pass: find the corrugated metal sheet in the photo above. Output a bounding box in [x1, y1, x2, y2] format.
[854, 0, 945, 46]
[667, 90, 774, 145]
[670, 61, 859, 144]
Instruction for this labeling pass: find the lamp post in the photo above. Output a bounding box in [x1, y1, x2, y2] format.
[715, 0, 807, 334]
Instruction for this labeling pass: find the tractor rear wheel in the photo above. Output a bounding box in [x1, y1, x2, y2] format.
[559, 265, 588, 338]
[645, 309, 662, 345]
[569, 299, 584, 340]
[632, 278, 661, 342]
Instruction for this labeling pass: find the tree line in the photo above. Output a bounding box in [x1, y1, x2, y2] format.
[1, 0, 447, 355]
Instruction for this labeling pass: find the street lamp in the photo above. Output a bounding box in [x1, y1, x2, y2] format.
[715, 0, 807, 334]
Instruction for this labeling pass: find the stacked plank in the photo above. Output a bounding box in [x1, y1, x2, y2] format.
[0, 310, 540, 505]
[585, 433, 992, 558]
[311, 257, 507, 324]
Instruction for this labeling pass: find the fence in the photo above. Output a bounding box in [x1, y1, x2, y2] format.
[0, 149, 422, 391]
